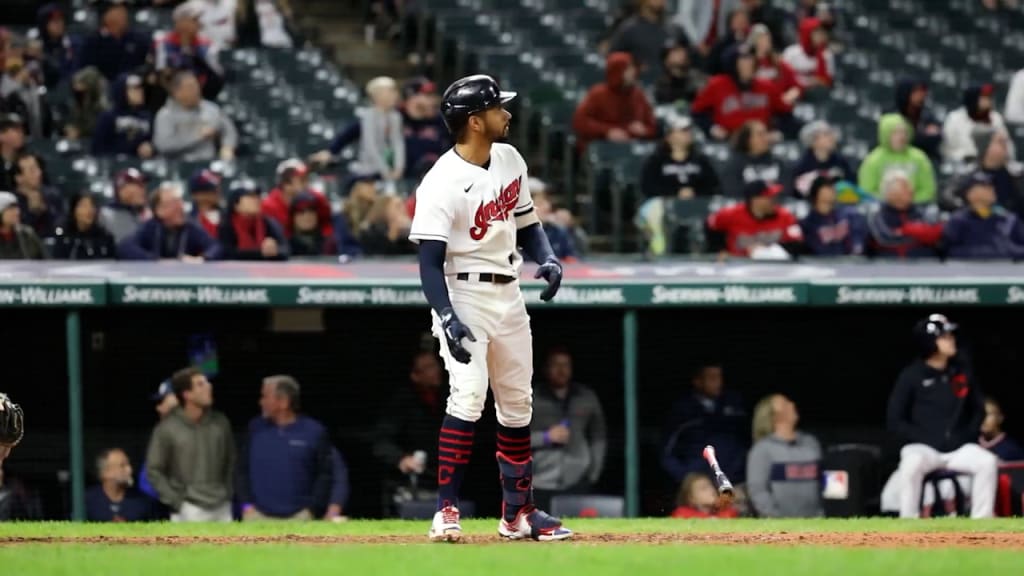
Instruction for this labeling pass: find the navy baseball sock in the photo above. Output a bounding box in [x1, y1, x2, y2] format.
[496, 424, 533, 522]
[437, 415, 475, 511]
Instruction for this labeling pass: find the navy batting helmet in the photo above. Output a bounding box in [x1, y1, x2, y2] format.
[912, 313, 957, 357]
[440, 74, 516, 136]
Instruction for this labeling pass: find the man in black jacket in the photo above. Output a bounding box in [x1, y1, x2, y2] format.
[882, 314, 997, 518]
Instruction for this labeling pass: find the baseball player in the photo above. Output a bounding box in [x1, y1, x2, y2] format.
[0, 393, 24, 465]
[409, 74, 570, 542]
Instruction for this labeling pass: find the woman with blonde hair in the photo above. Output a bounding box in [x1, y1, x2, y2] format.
[671, 472, 738, 519]
[745, 394, 823, 518]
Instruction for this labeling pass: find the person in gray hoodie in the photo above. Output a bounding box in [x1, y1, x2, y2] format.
[351, 76, 405, 190]
[530, 348, 608, 512]
[153, 70, 237, 162]
[745, 393, 823, 518]
[145, 366, 235, 522]
[99, 168, 150, 242]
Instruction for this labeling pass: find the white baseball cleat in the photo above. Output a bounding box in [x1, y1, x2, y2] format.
[498, 506, 573, 541]
[428, 505, 463, 543]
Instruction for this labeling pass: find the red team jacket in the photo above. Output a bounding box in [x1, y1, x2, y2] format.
[707, 203, 803, 256]
[691, 74, 787, 134]
[261, 188, 334, 238]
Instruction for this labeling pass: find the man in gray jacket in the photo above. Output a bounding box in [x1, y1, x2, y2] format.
[146, 366, 236, 522]
[153, 70, 237, 162]
[530, 348, 607, 511]
[746, 393, 823, 518]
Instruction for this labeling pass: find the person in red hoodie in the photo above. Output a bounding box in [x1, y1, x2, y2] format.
[748, 23, 801, 113]
[692, 43, 787, 140]
[782, 17, 834, 92]
[706, 180, 803, 257]
[572, 52, 657, 152]
[671, 472, 739, 519]
[261, 158, 334, 238]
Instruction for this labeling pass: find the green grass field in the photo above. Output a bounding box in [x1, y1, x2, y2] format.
[2, 519, 1023, 576]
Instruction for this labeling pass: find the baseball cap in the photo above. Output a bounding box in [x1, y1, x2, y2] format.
[115, 167, 146, 188]
[189, 169, 222, 195]
[402, 76, 437, 100]
[151, 379, 173, 402]
[980, 83, 995, 97]
[291, 192, 319, 213]
[743, 180, 783, 200]
[959, 170, 994, 196]
[276, 158, 309, 182]
[0, 191, 17, 213]
[0, 113, 24, 132]
[125, 74, 143, 88]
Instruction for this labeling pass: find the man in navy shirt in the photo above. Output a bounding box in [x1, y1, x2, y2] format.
[77, 0, 152, 82]
[86, 448, 158, 522]
[237, 375, 333, 520]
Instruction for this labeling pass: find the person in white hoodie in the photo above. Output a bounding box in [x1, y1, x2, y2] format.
[943, 84, 1015, 163]
[1003, 68, 1024, 125]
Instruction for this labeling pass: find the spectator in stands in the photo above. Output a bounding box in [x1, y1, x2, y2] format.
[78, 0, 151, 82]
[346, 77, 405, 190]
[957, 128, 1024, 216]
[866, 170, 942, 258]
[289, 193, 338, 256]
[858, 113, 936, 203]
[0, 114, 23, 191]
[943, 84, 1015, 163]
[263, 158, 333, 238]
[572, 52, 656, 152]
[118, 183, 222, 261]
[188, 168, 223, 238]
[399, 77, 448, 178]
[741, 0, 788, 47]
[672, 0, 735, 62]
[608, 0, 681, 77]
[790, 120, 854, 198]
[86, 448, 157, 522]
[708, 180, 802, 258]
[532, 187, 579, 261]
[155, 2, 225, 100]
[146, 367, 236, 522]
[1, 55, 54, 141]
[13, 153, 63, 237]
[706, 8, 751, 76]
[531, 347, 608, 512]
[218, 179, 287, 261]
[781, 17, 833, 92]
[881, 315, 995, 519]
[942, 172, 1024, 260]
[799, 176, 866, 256]
[722, 120, 783, 196]
[50, 192, 117, 260]
[196, 0, 239, 49]
[65, 66, 109, 143]
[747, 393, 823, 517]
[236, 0, 296, 49]
[359, 195, 414, 255]
[654, 42, 704, 106]
[0, 191, 47, 259]
[92, 73, 155, 158]
[100, 168, 150, 242]
[748, 24, 801, 113]
[29, 4, 76, 89]
[692, 46, 787, 141]
[238, 375, 332, 521]
[982, 0, 1020, 11]
[661, 364, 748, 485]
[333, 179, 375, 258]
[1006, 66, 1024, 124]
[980, 397, 1024, 462]
[671, 472, 739, 518]
[893, 79, 943, 161]
[373, 350, 447, 506]
[153, 70, 237, 162]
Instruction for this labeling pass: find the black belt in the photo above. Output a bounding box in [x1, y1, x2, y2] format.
[455, 272, 516, 284]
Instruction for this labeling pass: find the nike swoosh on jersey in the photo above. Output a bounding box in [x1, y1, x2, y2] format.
[464, 183, 473, 193]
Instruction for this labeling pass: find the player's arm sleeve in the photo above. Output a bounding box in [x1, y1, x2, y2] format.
[145, 426, 184, 511]
[886, 370, 926, 444]
[418, 240, 454, 316]
[587, 392, 608, 484]
[746, 442, 781, 518]
[518, 223, 557, 265]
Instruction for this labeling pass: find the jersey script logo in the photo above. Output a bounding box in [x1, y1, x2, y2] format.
[470, 176, 521, 240]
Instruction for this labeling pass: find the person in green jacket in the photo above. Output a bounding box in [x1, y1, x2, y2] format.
[858, 113, 937, 204]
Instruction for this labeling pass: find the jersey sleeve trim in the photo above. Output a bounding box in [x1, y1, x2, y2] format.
[513, 202, 534, 216]
[408, 232, 449, 244]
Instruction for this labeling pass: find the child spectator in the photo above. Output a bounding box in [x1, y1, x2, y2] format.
[893, 79, 942, 161]
[50, 192, 116, 260]
[100, 168, 150, 242]
[118, 183, 221, 261]
[866, 171, 942, 258]
[92, 73, 154, 158]
[654, 43, 704, 106]
[706, 180, 802, 258]
[65, 66, 109, 143]
[790, 120, 854, 198]
[692, 45, 786, 140]
[748, 24, 801, 113]
[746, 394, 823, 518]
[262, 158, 333, 238]
[722, 120, 784, 196]
[572, 52, 656, 151]
[943, 84, 1015, 163]
[942, 172, 1024, 260]
[13, 152, 64, 237]
[781, 17, 833, 91]
[858, 114, 936, 203]
[218, 179, 287, 261]
[980, 397, 1024, 462]
[350, 76, 405, 188]
[153, 70, 237, 162]
[671, 472, 739, 518]
[289, 193, 337, 256]
[0, 191, 47, 259]
[799, 176, 867, 256]
[28, 4, 76, 89]
[188, 168, 223, 238]
[78, 0, 152, 82]
[359, 195, 414, 255]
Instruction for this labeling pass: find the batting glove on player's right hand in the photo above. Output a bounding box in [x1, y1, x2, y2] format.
[535, 257, 563, 302]
[440, 307, 476, 364]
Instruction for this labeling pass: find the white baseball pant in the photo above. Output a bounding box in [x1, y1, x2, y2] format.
[170, 501, 233, 522]
[880, 443, 997, 518]
[432, 278, 533, 428]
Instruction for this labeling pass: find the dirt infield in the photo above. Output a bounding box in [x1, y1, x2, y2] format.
[1, 532, 1022, 548]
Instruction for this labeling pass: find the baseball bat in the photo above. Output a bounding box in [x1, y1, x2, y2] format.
[702, 445, 734, 497]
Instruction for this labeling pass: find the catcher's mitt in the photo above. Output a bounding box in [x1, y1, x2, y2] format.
[0, 393, 24, 447]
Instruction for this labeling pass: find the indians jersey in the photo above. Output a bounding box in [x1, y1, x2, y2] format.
[707, 203, 802, 256]
[409, 143, 535, 276]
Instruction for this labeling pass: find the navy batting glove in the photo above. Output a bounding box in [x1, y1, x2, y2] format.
[534, 257, 563, 302]
[440, 307, 476, 364]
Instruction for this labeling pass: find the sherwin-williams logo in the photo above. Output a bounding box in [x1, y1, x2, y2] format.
[0, 286, 96, 305]
[651, 285, 797, 304]
[1006, 286, 1024, 303]
[120, 286, 270, 304]
[296, 286, 426, 305]
[835, 286, 980, 304]
[522, 287, 625, 304]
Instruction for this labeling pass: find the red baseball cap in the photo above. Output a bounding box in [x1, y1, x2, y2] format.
[744, 180, 783, 199]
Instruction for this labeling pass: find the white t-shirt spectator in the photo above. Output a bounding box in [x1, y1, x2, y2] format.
[1005, 69, 1024, 125]
[257, 0, 293, 48]
[197, 0, 239, 49]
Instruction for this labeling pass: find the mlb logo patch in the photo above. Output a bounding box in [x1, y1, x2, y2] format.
[823, 470, 849, 500]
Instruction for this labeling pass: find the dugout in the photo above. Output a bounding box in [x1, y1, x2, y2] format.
[3, 260, 1024, 519]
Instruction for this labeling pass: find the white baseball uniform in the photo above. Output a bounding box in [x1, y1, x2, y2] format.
[409, 143, 538, 427]
[880, 443, 997, 518]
